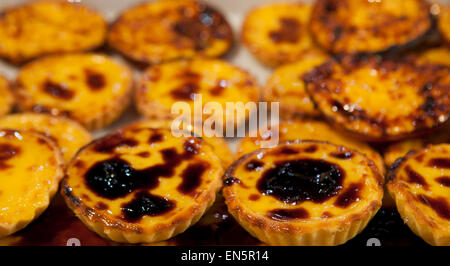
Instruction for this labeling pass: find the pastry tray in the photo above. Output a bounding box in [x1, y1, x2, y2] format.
[0, 0, 446, 246]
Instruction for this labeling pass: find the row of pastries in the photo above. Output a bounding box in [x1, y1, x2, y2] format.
[0, 0, 448, 246]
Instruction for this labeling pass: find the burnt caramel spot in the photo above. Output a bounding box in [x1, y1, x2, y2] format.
[269, 17, 301, 43]
[257, 159, 344, 204]
[0, 144, 20, 170]
[209, 80, 227, 96]
[223, 176, 241, 187]
[436, 176, 450, 187]
[171, 82, 199, 100]
[149, 133, 163, 143]
[42, 80, 74, 100]
[246, 160, 264, 171]
[137, 151, 150, 158]
[95, 202, 108, 210]
[304, 145, 318, 153]
[121, 192, 175, 222]
[85, 69, 106, 91]
[93, 134, 138, 153]
[73, 160, 85, 169]
[330, 151, 354, 160]
[418, 195, 450, 221]
[275, 147, 299, 155]
[267, 208, 309, 221]
[178, 162, 209, 194]
[404, 165, 428, 188]
[334, 183, 362, 208]
[85, 139, 201, 199]
[427, 158, 450, 169]
[249, 194, 260, 201]
[321, 211, 333, 218]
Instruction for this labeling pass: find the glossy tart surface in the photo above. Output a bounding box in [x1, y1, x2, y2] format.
[387, 144, 450, 245]
[136, 59, 259, 127]
[224, 141, 383, 246]
[236, 119, 385, 177]
[263, 54, 329, 119]
[15, 54, 133, 130]
[310, 0, 431, 54]
[0, 75, 13, 117]
[0, 113, 92, 162]
[108, 0, 233, 64]
[0, 1, 106, 64]
[439, 5, 450, 45]
[0, 129, 64, 238]
[303, 55, 450, 141]
[242, 3, 326, 67]
[121, 119, 233, 168]
[62, 128, 223, 243]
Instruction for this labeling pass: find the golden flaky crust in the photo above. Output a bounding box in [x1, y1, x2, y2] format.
[438, 5, 450, 45]
[309, 0, 432, 54]
[223, 140, 383, 246]
[14, 53, 133, 130]
[0, 75, 14, 117]
[303, 55, 450, 142]
[387, 144, 450, 245]
[241, 3, 326, 67]
[62, 128, 223, 243]
[0, 129, 64, 238]
[0, 0, 106, 64]
[108, 0, 233, 65]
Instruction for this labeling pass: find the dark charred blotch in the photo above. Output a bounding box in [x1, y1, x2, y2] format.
[330, 151, 354, 160]
[334, 183, 362, 208]
[269, 17, 301, 43]
[171, 82, 199, 100]
[418, 194, 450, 221]
[93, 133, 138, 153]
[304, 145, 318, 153]
[209, 80, 227, 96]
[223, 176, 241, 187]
[249, 194, 260, 201]
[0, 144, 20, 170]
[149, 132, 163, 143]
[81, 194, 91, 201]
[95, 202, 108, 210]
[415, 153, 425, 163]
[321, 211, 333, 218]
[42, 80, 74, 100]
[404, 165, 428, 188]
[274, 147, 299, 155]
[85, 69, 106, 91]
[267, 208, 309, 221]
[178, 162, 209, 194]
[427, 158, 450, 169]
[73, 160, 85, 169]
[121, 192, 175, 222]
[137, 151, 150, 158]
[257, 159, 344, 204]
[245, 160, 264, 171]
[436, 176, 450, 187]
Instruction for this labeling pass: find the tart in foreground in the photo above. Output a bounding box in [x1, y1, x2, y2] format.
[0, 75, 14, 117]
[135, 59, 259, 129]
[236, 119, 385, 177]
[309, 0, 432, 54]
[263, 54, 329, 119]
[0, 129, 64, 238]
[108, 0, 233, 65]
[14, 54, 133, 130]
[0, 0, 106, 64]
[120, 119, 233, 169]
[223, 140, 383, 246]
[241, 3, 326, 67]
[62, 128, 224, 243]
[0, 113, 92, 163]
[387, 144, 450, 246]
[303, 55, 450, 142]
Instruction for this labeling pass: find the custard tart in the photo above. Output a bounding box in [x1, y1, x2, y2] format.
[0, 113, 92, 163]
[0, 75, 13, 117]
[309, 0, 432, 54]
[303, 55, 450, 142]
[135, 59, 259, 129]
[62, 127, 224, 243]
[0, 1, 106, 64]
[14, 54, 133, 130]
[438, 5, 450, 45]
[388, 144, 450, 246]
[120, 119, 233, 169]
[108, 0, 233, 65]
[236, 119, 385, 178]
[263, 54, 329, 119]
[241, 3, 326, 67]
[0, 129, 64, 238]
[223, 140, 383, 246]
